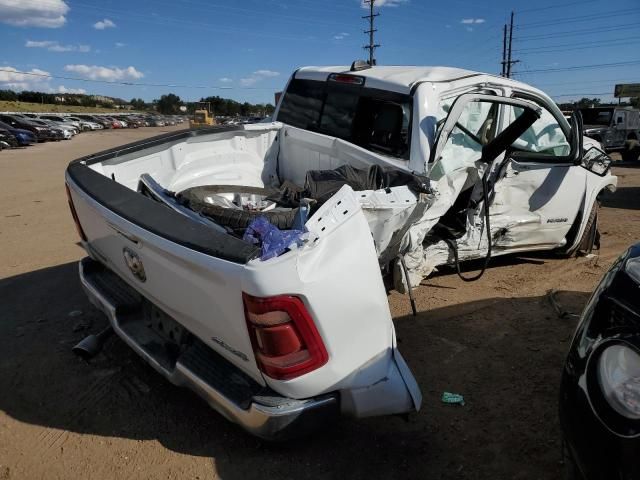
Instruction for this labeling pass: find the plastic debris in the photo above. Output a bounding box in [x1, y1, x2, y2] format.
[442, 392, 465, 406]
[243, 216, 304, 261]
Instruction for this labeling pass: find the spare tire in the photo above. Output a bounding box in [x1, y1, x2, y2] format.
[178, 185, 299, 231]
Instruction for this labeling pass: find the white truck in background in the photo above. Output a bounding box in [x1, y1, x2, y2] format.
[581, 106, 640, 150]
[65, 63, 616, 439]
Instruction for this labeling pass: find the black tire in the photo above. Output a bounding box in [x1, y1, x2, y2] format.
[178, 185, 299, 231]
[576, 201, 600, 255]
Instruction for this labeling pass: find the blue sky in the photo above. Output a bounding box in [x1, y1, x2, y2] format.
[0, 0, 638, 104]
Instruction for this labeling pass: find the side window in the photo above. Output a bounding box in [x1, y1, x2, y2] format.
[503, 103, 570, 157]
[431, 99, 499, 180]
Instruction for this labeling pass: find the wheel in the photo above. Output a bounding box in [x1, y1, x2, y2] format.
[576, 201, 600, 255]
[177, 185, 299, 231]
[556, 201, 600, 258]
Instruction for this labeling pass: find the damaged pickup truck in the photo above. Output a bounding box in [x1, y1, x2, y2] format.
[65, 63, 617, 439]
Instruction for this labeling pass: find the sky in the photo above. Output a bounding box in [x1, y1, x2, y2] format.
[0, 0, 638, 105]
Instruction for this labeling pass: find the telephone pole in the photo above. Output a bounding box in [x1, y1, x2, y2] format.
[362, 0, 380, 66]
[501, 11, 519, 78]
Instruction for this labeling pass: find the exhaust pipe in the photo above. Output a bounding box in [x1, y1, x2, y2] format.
[72, 326, 114, 360]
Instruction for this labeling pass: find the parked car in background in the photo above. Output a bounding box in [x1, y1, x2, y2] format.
[104, 116, 126, 128]
[67, 116, 103, 131]
[560, 242, 640, 480]
[76, 115, 113, 129]
[115, 116, 137, 128]
[0, 120, 37, 146]
[29, 119, 74, 140]
[38, 114, 81, 131]
[0, 128, 19, 149]
[145, 116, 165, 127]
[0, 114, 50, 142]
[581, 107, 640, 150]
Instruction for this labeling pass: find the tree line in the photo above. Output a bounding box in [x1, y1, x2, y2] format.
[1, 89, 276, 117]
[149, 93, 276, 116]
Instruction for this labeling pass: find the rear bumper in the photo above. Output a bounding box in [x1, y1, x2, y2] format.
[78, 257, 338, 440]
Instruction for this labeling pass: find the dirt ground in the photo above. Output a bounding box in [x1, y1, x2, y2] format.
[0, 130, 639, 480]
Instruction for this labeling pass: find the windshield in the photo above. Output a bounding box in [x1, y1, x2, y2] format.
[194, 113, 206, 122]
[276, 78, 412, 160]
[580, 108, 613, 126]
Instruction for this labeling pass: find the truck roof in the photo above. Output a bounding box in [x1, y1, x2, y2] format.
[296, 65, 488, 93]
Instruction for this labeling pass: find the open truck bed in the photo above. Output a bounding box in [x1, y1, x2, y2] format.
[66, 124, 423, 439]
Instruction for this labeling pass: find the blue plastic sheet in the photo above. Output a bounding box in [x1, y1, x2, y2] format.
[243, 216, 304, 261]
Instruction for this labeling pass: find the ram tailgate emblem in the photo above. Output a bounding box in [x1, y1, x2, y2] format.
[123, 247, 146, 282]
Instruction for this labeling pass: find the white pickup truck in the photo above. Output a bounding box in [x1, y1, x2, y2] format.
[65, 63, 617, 439]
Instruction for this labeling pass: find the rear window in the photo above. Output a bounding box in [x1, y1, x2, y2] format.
[277, 78, 412, 160]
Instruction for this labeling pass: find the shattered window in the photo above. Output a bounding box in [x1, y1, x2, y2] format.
[504, 105, 570, 157]
[431, 100, 499, 180]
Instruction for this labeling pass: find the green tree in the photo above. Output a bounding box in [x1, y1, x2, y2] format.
[130, 97, 146, 110]
[0, 90, 17, 101]
[575, 97, 601, 108]
[155, 93, 184, 114]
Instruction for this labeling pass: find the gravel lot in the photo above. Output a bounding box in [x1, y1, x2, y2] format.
[0, 129, 638, 479]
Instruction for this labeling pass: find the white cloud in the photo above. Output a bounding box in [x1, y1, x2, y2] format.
[93, 18, 116, 30]
[0, 66, 51, 91]
[334, 32, 350, 40]
[240, 70, 280, 87]
[64, 64, 144, 81]
[26, 40, 91, 53]
[253, 70, 279, 77]
[0, 0, 69, 28]
[219, 77, 233, 83]
[360, 0, 407, 7]
[461, 18, 485, 24]
[56, 85, 86, 94]
[115, 42, 126, 48]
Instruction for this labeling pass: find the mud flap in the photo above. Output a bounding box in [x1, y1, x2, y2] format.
[339, 346, 422, 417]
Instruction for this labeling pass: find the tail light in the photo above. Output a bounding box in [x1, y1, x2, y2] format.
[243, 293, 328, 380]
[65, 184, 87, 242]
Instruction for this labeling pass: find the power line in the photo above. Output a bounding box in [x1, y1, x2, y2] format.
[516, 22, 639, 41]
[516, 0, 598, 13]
[514, 60, 640, 75]
[0, 68, 277, 90]
[552, 92, 611, 97]
[517, 10, 637, 28]
[515, 39, 640, 55]
[362, 0, 380, 65]
[514, 35, 640, 53]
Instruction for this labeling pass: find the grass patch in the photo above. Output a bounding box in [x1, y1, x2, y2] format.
[0, 101, 138, 114]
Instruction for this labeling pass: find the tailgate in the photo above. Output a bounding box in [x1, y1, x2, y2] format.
[66, 163, 265, 383]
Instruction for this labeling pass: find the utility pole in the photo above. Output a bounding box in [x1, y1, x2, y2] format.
[505, 11, 519, 78]
[362, 0, 380, 66]
[501, 24, 507, 76]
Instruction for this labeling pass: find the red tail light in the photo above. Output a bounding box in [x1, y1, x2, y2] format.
[65, 184, 87, 242]
[243, 293, 328, 380]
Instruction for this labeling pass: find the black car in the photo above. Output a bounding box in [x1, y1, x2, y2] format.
[0, 128, 19, 148]
[560, 243, 640, 479]
[0, 114, 52, 142]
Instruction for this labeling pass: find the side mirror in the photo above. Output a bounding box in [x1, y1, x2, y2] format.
[581, 146, 611, 176]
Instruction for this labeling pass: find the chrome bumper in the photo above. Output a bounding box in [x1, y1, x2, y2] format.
[78, 258, 338, 440]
